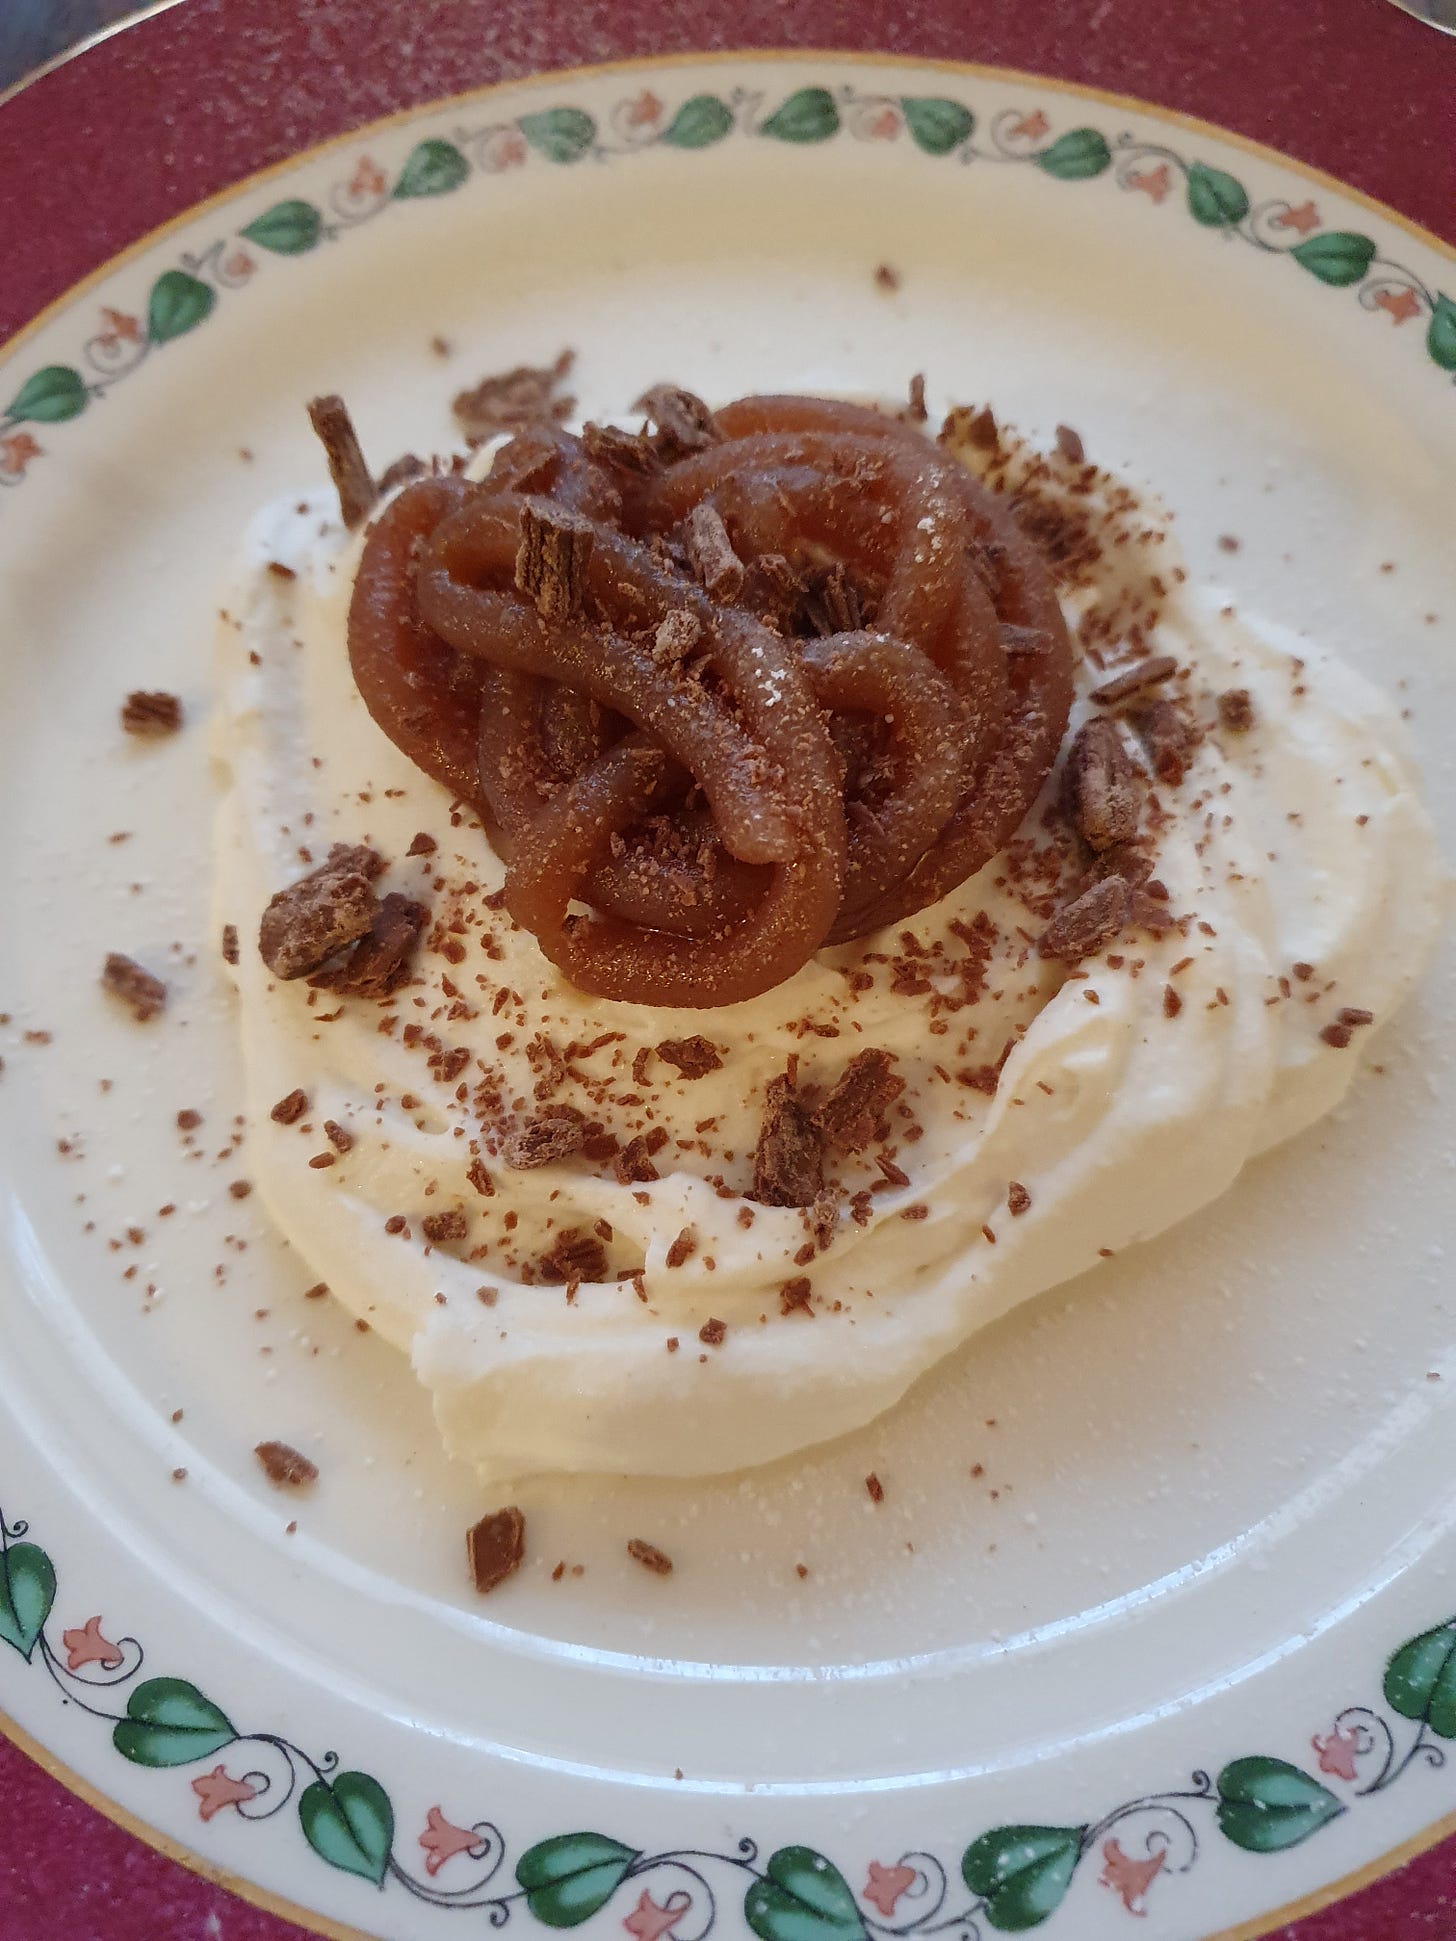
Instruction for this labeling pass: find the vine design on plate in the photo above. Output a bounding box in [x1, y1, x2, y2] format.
[2, 78, 1452, 490]
[6, 1502, 1456, 1929]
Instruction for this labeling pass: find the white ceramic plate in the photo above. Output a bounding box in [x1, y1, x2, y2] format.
[2, 54, 1454, 1941]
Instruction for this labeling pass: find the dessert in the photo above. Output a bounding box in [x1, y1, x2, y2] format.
[211, 382, 1441, 1484]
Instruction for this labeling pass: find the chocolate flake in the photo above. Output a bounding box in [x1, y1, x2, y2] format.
[874, 263, 901, 292]
[323, 1119, 353, 1154]
[684, 502, 745, 600]
[780, 1275, 814, 1317]
[665, 1227, 697, 1269]
[753, 1074, 825, 1207]
[306, 394, 375, 530]
[1007, 1180, 1031, 1217]
[1091, 654, 1179, 707]
[539, 1228, 609, 1284]
[626, 1537, 673, 1575]
[515, 500, 594, 623]
[655, 1035, 723, 1079]
[467, 1505, 526, 1593]
[407, 831, 438, 857]
[1163, 984, 1183, 1019]
[376, 453, 425, 494]
[815, 1049, 905, 1154]
[582, 420, 658, 474]
[699, 1317, 727, 1346]
[1338, 1006, 1374, 1028]
[221, 923, 240, 965]
[503, 1115, 583, 1170]
[101, 953, 167, 1022]
[1131, 700, 1195, 787]
[313, 893, 428, 998]
[453, 351, 575, 443]
[907, 373, 928, 424]
[865, 1472, 885, 1503]
[1054, 423, 1086, 465]
[1065, 718, 1142, 853]
[1320, 1021, 1353, 1049]
[1039, 876, 1130, 963]
[1217, 688, 1256, 733]
[121, 690, 183, 737]
[636, 385, 719, 458]
[254, 1440, 317, 1489]
[422, 1207, 468, 1246]
[259, 849, 383, 980]
[270, 1088, 308, 1125]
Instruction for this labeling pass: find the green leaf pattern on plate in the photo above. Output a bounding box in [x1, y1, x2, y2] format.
[241, 199, 324, 254]
[112, 1677, 236, 1767]
[660, 94, 735, 149]
[516, 1832, 640, 1926]
[1034, 128, 1111, 179]
[744, 1846, 867, 1941]
[0, 1541, 55, 1660]
[961, 1825, 1084, 1931]
[759, 88, 841, 144]
[299, 1769, 396, 1884]
[4, 366, 88, 424]
[1186, 160, 1251, 227]
[392, 138, 470, 198]
[146, 269, 216, 343]
[1215, 1757, 1344, 1853]
[519, 109, 597, 165]
[900, 97, 976, 156]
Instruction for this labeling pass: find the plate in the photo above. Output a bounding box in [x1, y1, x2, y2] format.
[1, 53, 1454, 1941]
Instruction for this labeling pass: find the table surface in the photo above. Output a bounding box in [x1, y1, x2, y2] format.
[2, 2, 1455, 1936]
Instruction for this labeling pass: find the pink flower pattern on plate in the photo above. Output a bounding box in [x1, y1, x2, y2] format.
[1098, 1838, 1166, 1916]
[418, 1805, 481, 1876]
[191, 1764, 259, 1822]
[61, 1615, 123, 1672]
[1312, 1724, 1362, 1782]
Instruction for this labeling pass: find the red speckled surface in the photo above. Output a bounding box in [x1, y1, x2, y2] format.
[1, 3, 1454, 1937]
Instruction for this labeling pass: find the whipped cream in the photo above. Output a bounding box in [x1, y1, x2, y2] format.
[211, 431, 1441, 1485]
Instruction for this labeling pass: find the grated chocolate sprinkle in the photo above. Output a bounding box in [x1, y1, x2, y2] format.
[626, 1537, 673, 1576]
[101, 953, 167, 1022]
[255, 1440, 317, 1489]
[467, 1505, 526, 1593]
[121, 690, 183, 737]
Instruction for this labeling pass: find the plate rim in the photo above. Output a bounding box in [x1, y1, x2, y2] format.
[2, 43, 1453, 1941]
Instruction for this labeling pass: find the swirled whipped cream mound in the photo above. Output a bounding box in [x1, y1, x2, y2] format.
[213, 408, 1441, 1485]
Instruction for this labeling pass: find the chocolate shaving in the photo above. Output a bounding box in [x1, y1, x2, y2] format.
[636, 384, 719, 458]
[874, 263, 901, 292]
[421, 1207, 468, 1246]
[1320, 1021, 1353, 1049]
[221, 923, 240, 965]
[1054, 423, 1086, 465]
[815, 1049, 905, 1154]
[655, 1035, 722, 1079]
[626, 1537, 673, 1575]
[582, 420, 658, 473]
[270, 1089, 308, 1124]
[307, 394, 375, 530]
[1000, 624, 1050, 658]
[1007, 1180, 1031, 1217]
[779, 1275, 814, 1317]
[312, 893, 427, 999]
[1039, 876, 1130, 963]
[467, 1505, 526, 1593]
[503, 1115, 583, 1170]
[1338, 1006, 1374, 1028]
[614, 1133, 663, 1185]
[907, 373, 928, 424]
[407, 831, 437, 856]
[665, 1228, 697, 1269]
[377, 453, 426, 494]
[865, 1472, 885, 1503]
[101, 953, 167, 1022]
[254, 1440, 317, 1489]
[753, 1074, 825, 1207]
[1091, 654, 1179, 706]
[453, 351, 575, 444]
[684, 502, 745, 600]
[515, 500, 594, 623]
[699, 1316, 727, 1346]
[1131, 700, 1196, 787]
[259, 848, 384, 981]
[962, 405, 999, 451]
[1065, 717, 1142, 853]
[121, 690, 183, 737]
[538, 1227, 609, 1284]
[1218, 688, 1256, 733]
